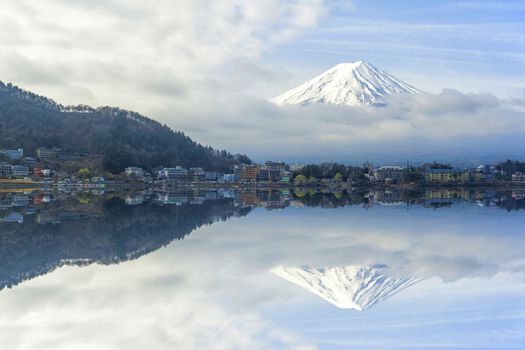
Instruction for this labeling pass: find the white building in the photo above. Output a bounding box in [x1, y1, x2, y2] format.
[374, 166, 404, 182]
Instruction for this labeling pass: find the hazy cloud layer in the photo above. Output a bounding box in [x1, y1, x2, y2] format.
[171, 90, 525, 163]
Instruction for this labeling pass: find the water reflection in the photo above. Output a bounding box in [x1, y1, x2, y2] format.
[0, 188, 524, 349]
[272, 265, 422, 311]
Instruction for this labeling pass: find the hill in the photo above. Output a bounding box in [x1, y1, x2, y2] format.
[0, 82, 251, 173]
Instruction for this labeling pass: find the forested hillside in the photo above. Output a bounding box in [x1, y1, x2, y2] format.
[0, 82, 251, 172]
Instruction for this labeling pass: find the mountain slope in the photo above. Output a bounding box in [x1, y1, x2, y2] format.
[272, 265, 421, 310]
[272, 61, 420, 106]
[0, 82, 251, 172]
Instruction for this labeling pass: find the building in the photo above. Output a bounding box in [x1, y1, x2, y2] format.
[205, 171, 218, 181]
[258, 161, 286, 182]
[425, 169, 469, 183]
[189, 167, 206, 182]
[474, 165, 495, 182]
[161, 166, 189, 180]
[0, 162, 12, 177]
[1, 148, 24, 160]
[234, 165, 242, 182]
[289, 163, 305, 172]
[57, 151, 84, 161]
[125, 167, 145, 177]
[222, 174, 235, 182]
[512, 172, 525, 182]
[36, 148, 59, 159]
[374, 166, 404, 182]
[11, 165, 29, 178]
[23, 157, 37, 167]
[240, 165, 259, 182]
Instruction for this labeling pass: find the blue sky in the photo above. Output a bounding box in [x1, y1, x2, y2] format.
[266, 0, 525, 96]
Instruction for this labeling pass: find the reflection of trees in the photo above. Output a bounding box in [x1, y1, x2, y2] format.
[0, 198, 251, 290]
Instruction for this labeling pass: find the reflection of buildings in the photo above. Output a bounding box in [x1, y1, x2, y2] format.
[125, 195, 144, 206]
[424, 189, 470, 200]
[155, 192, 188, 206]
[369, 190, 404, 206]
[272, 265, 421, 311]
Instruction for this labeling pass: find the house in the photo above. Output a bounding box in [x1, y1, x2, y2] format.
[425, 169, 469, 183]
[374, 166, 404, 182]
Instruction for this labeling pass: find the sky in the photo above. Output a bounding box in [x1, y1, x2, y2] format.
[1, 0, 524, 163]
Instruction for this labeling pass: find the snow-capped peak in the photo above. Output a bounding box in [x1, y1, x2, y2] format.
[271, 265, 421, 311]
[272, 61, 420, 106]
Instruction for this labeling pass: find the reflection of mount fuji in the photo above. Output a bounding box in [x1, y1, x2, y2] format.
[0, 197, 251, 291]
[272, 265, 421, 311]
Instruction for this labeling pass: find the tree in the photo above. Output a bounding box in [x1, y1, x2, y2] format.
[77, 167, 90, 179]
[294, 174, 307, 184]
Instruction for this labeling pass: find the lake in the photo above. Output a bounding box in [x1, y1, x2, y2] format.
[0, 189, 524, 349]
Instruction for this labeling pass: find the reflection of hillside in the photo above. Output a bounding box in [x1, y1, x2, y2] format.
[0, 197, 251, 290]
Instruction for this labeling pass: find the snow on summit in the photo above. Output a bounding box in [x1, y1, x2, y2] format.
[272, 61, 420, 106]
[272, 265, 421, 311]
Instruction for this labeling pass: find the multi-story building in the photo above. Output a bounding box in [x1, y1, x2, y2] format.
[512, 172, 525, 182]
[0, 162, 12, 177]
[234, 165, 242, 182]
[205, 171, 218, 182]
[36, 148, 59, 159]
[12, 165, 29, 178]
[189, 167, 206, 182]
[258, 161, 286, 182]
[161, 166, 189, 180]
[125, 167, 145, 177]
[2, 148, 24, 160]
[240, 165, 259, 182]
[374, 166, 404, 182]
[425, 169, 469, 183]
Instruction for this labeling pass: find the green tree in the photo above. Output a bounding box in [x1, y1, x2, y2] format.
[77, 167, 90, 179]
[294, 174, 307, 184]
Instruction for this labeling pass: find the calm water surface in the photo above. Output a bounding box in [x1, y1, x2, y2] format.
[0, 189, 524, 349]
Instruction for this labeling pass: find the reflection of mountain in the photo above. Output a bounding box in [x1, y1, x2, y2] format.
[272, 265, 421, 311]
[0, 198, 251, 290]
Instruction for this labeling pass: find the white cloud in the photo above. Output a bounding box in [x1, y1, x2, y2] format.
[0, 0, 327, 107]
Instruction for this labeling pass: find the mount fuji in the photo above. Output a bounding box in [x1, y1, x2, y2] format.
[272, 61, 421, 106]
[272, 265, 421, 311]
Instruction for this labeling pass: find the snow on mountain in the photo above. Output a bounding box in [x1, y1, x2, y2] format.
[272, 61, 421, 106]
[271, 265, 421, 311]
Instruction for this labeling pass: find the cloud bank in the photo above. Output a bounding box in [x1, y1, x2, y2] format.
[171, 89, 525, 164]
